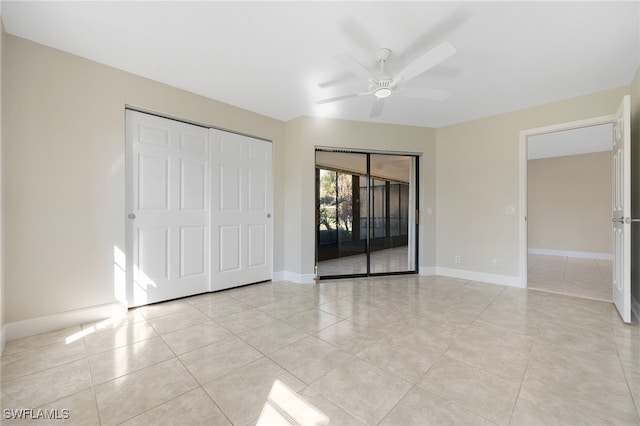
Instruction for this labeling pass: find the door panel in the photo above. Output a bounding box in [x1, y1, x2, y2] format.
[220, 165, 241, 211]
[219, 225, 241, 272]
[248, 169, 267, 211]
[180, 226, 206, 278]
[139, 125, 169, 147]
[139, 155, 169, 210]
[138, 227, 169, 281]
[211, 130, 273, 290]
[248, 224, 267, 267]
[612, 95, 631, 322]
[180, 160, 206, 210]
[369, 154, 415, 274]
[126, 110, 210, 307]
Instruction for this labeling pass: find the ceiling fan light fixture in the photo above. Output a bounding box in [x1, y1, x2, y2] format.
[373, 79, 393, 98]
[374, 87, 392, 98]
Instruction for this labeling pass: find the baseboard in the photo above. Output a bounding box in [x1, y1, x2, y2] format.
[420, 266, 436, 276]
[272, 271, 315, 284]
[528, 248, 612, 260]
[435, 267, 523, 288]
[4, 302, 127, 342]
[272, 271, 286, 282]
[276, 266, 518, 288]
[631, 294, 640, 323]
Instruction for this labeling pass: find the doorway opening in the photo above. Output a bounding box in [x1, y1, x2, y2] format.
[519, 98, 632, 322]
[526, 123, 613, 301]
[519, 114, 615, 300]
[315, 149, 419, 279]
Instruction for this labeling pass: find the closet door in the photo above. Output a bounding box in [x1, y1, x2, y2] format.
[210, 130, 273, 291]
[126, 110, 209, 307]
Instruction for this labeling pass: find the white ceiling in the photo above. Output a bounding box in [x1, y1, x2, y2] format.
[1, 1, 638, 128]
[528, 123, 613, 160]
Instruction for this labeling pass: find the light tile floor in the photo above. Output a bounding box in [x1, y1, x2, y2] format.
[528, 254, 613, 302]
[2, 275, 639, 425]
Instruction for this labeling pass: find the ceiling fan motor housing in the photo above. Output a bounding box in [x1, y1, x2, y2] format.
[377, 48, 392, 63]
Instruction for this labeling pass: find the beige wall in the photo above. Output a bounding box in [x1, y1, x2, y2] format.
[2, 30, 634, 331]
[528, 152, 612, 254]
[3, 33, 438, 327]
[436, 86, 628, 278]
[4, 34, 285, 324]
[283, 116, 437, 278]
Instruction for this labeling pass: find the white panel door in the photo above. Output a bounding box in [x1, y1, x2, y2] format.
[612, 95, 631, 323]
[126, 110, 209, 307]
[210, 129, 273, 291]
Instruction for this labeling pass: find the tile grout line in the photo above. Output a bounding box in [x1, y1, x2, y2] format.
[613, 340, 640, 424]
[152, 331, 234, 426]
[81, 333, 104, 426]
[505, 328, 540, 426]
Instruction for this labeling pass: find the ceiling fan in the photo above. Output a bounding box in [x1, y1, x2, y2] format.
[317, 41, 457, 118]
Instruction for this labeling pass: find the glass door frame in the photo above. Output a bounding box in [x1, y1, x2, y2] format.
[314, 148, 420, 280]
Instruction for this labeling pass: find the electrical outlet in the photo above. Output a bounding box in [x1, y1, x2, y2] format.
[493, 258, 499, 266]
[455, 255, 461, 264]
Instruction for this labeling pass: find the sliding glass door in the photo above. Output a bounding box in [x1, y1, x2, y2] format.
[315, 149, 418, 279]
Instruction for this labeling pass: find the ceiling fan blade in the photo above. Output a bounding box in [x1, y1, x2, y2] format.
[417, 65, 461, 80]
[401, 9, 469, 62]
[316, 92, 370, 104]
[336, 53, 376, 81]
[392, 42, 456, 86]
[396, 88, 451, 101]
[317, 71, 356, 89]
[370, 98, 386, 118]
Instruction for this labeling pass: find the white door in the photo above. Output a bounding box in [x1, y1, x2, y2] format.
[612, 95, 631, 323]
[126, 110, 210, 307]
[210, 129, 273, 291]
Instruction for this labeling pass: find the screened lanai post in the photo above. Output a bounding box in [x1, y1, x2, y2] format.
[352, 175, 361, 242]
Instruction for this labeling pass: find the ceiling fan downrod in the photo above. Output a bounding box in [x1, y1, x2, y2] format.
[374, 48, 393, 98]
